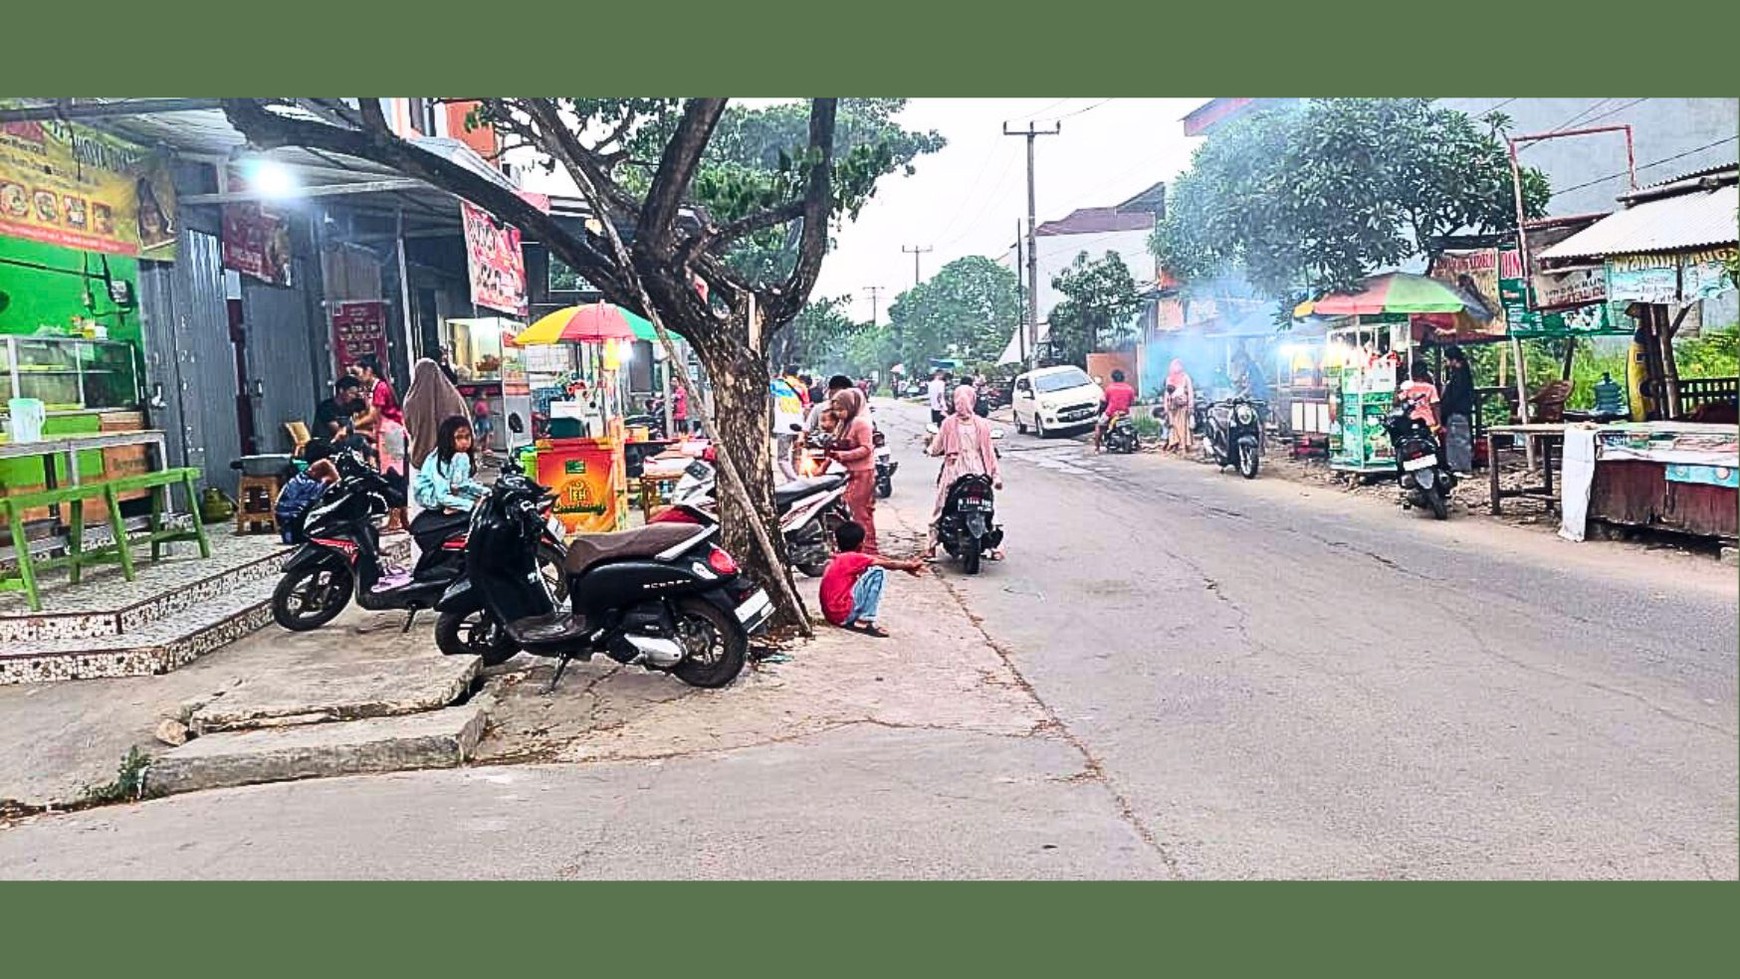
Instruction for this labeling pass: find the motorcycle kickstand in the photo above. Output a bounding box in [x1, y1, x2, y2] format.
[401, 609, 418, 633]
[543, 654, 573, 695]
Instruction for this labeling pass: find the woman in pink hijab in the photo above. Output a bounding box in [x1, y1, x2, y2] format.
[826, 387, 880, 555]
[924, 383, 1003, 560]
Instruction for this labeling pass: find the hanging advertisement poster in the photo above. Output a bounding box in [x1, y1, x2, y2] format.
[1519, 216, 1609, 311]
[1605, 254, 1679, 304]
[461, 200, 527, 316]
[0, 115, 177, 260]
[221, 201, 293, 286]
[1430, 248, 1506, 332]
[1679, 248, 1738, 303]
[330, 300, 388, 376]
[1500, 242, 1616, 336]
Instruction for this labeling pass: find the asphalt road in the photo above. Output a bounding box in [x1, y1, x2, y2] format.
[2, 398, 1733, 879]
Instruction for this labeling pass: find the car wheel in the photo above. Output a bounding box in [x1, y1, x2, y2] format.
[1015, 411, 1028, 435]
[1035, 415, 1048, 439]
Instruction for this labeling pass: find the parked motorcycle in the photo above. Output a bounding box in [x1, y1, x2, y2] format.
[1197, 396, 1264, 479]
[1384, 398, 1455, 520]
[934, 473, 1003, 575]
[1102, 411, 1139, 454]
[657, 456, 849, 577]
[873, 429, 898, 497]
[434, 459, 772, 688]
[272, 451, 566, 638]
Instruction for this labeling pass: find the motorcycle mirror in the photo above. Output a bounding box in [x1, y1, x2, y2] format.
[508, 413, 525, 434]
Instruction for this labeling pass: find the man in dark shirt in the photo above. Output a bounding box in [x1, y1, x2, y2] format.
[314, 375, 372, 458]
[1439, 345, 1476, 476]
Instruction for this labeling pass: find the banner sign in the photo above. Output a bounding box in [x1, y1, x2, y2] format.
[330, 300, 388, 376]
[1430, 249, 1506, 332]
[461, 200, 527, 316]
[0, 116, 177, 260]
[1605, 254, 1681, 304]
[1519, 217, 1609, 311]
[221, 201, 293, 286]
[1501, 243, 1618, 336]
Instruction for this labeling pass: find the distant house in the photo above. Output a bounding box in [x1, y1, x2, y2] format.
[1002, 181, 1166, 324]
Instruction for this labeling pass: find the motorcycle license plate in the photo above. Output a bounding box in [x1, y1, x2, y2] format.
[1401, 454, 1437, 472]
[735, 589, 774, 627]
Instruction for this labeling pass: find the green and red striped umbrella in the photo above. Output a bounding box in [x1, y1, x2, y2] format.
[1294, 272, 1491, 319]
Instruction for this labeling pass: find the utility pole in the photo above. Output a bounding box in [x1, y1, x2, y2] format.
[1005, 121, 1060, 368]
[1014, 222, 1026, 366]
[862, 285, 884, 326]
[901, 244, 933, 287]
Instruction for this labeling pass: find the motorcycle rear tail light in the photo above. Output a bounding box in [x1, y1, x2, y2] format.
[651, 508, 702, 525]
[707, 547, 740, 575]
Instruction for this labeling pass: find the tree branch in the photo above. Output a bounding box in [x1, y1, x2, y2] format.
[638, 99, 729, 258]
[220, 99, 630, 303]
[678, 199, 805, 269]
[766, 99, 838, 325]
[359, 98, 389, 134]
[518, 99, 641, 219]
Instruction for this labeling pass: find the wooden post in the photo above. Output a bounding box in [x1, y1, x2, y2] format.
[1511, 337, 1535, 470]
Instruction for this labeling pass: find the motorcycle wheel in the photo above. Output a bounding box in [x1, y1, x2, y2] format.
[435, 609, 519, 666]
[670, 598, 747, 688]
[1427, 489, 1449, 521]
[1238, 443, 1260, 479]
[271, 563, 353, 631]
[960, 536, 982, 575]
[798, 561, 829, 578]
[875, 477, 892, 499]
[536, 543, 569, 603]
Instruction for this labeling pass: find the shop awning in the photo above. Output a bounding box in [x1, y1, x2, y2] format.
[1296, 272, 1493, 319]
[1540, 181, 1737, 261]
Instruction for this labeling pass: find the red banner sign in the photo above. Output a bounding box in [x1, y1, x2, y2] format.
[222, 202, 293, 286]
[330, 300, 388, 376]
[461, 200, 527, 316]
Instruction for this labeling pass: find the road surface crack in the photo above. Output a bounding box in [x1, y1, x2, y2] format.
[931, 575, 1181, 878]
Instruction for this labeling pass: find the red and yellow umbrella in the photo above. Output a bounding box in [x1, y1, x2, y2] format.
[514, 302, 647, 346]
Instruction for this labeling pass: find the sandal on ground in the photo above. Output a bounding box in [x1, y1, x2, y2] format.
[988, 549, 1006, 561]
[843, 621, 890, 638]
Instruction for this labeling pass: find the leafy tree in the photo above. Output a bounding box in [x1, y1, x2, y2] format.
[1150, 98, 1551, 311]
[221, 98, 941, 627]
[886, 256, 1022, 368]
[771, 295, 863, 372]
[1041, 251, 1144, 365]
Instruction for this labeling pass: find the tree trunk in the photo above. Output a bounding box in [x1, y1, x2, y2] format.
[686, 325, 808, 629]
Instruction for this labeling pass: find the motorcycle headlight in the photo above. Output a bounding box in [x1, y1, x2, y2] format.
[1235, 406, 1256, 425]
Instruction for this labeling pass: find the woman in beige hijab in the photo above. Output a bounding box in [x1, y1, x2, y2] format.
[404, 357, 471, 471]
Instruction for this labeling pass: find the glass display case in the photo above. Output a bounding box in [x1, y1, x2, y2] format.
[2, 336, 141, 413]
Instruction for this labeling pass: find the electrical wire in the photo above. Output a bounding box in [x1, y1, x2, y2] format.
[1053, 98, 1114, 121]
[1548, 135, 1737, 198]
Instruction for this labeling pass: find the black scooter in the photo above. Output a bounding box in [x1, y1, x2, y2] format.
[934, 473, 1003, 575]
[271, 451, 462, 633]
[1198, 396, 1264, 479]
[1384, 398, 1456, 520]
[434, 459, 773, 688]
[1102, 411, 1139, 454]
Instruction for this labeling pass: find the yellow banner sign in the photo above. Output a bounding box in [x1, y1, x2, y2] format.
[0, 116, 177, 261]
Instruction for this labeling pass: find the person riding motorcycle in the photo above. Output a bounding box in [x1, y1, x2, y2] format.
[1094, 369, 1139, 453]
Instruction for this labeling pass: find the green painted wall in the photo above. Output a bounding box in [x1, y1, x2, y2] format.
[0, 236, 142, 344]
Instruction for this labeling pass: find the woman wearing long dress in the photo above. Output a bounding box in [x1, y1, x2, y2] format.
[924, 384, 1003, 560]
[826, 387, 879, 556]
[1164, 359, 1195, 454]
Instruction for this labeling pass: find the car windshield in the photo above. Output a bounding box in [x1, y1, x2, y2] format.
[1033, 369, 1094, 394]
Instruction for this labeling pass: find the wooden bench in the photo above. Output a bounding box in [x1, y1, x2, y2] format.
[1, 467, 209, 611]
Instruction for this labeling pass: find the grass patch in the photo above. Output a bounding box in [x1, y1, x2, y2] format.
[80, 746, 153, 805]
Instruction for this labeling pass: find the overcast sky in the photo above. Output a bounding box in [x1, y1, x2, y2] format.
[521, 98, 1208, 324]
[810, 98, 1206, 324]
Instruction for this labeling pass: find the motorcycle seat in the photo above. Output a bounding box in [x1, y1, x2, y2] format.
[509, 611, 590, 645]
[564, 524, 703, 575]
[774, 475, 842, 509]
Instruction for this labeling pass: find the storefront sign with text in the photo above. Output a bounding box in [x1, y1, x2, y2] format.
[461, 201, 527, 316]
[330, 301, 388, 376]
[0, 115, 177, 260]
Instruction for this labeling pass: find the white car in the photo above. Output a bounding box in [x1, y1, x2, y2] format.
[1010, 365, 1105, 438]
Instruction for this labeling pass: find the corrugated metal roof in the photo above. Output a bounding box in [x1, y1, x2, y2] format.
[1538, 184, 1738, 260]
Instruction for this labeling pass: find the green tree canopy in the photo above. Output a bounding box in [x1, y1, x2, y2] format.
[1150, 98, 1551, 310]
[1043, 251, 1144, 365]
[886, 255, 1022, 368]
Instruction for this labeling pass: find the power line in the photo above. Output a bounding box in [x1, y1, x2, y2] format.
[1054, 98, 1113, 121]
[933, 152, 1020, 250]
[930, 139, 1013, 245]
[1006, 98, 1076, 125]
[1548, 135, 1737, 198]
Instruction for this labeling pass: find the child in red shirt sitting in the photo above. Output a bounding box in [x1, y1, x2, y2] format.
[819, 521, 926, 637]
